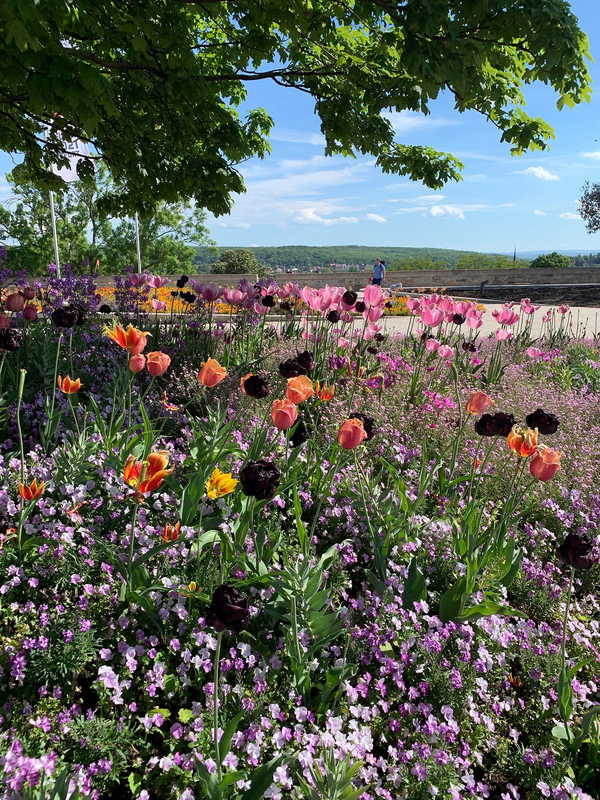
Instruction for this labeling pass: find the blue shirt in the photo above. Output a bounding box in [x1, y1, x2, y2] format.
[373, 263, 385, 279]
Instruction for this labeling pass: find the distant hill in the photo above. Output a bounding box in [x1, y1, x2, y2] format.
[194, 245, 527, 271]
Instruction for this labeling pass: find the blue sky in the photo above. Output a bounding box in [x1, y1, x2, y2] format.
[2, 0, 600, 254]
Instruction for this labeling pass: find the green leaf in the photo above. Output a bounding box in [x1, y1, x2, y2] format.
[402, 558, 426, 609]
[178, 708, 195, 724]
[241, 756, 287, 800]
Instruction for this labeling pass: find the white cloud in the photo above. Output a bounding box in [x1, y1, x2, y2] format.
[294, 208, 359, 226]
[429, 203, 489, 220]
[382, 110, 460, 133]
[517, 166, 559, 182]
[582, 151, 600, 160]
[270, 129, 326, 146]
[559, 212, 581, 220]
[533, 209, 547, 216]
[366, 213, 386, 223]
[464, 173, 487, 182]
[415, 194, 446, 204]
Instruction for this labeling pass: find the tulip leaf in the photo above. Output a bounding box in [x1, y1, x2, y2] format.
[219, 711, 244, 763]
[402, 558, 427, 609]
[241, 755, 287, 800]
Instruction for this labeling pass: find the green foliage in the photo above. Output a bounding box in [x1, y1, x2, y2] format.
[530, 251, 574, 269]
[579, 181, 600, 234]
[0, 0, 591, 212]
[195, 246, 526, 272]
[296, 751, 364, 800]
[211, 248, 262, 275]
[0, 168, 213, 274]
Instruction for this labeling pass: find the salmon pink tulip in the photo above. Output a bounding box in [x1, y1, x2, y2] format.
[466, 391, 493, 414]
[128, 354, 146, 373]
[529, 445, 561, 482]
[338, 418, 368, 450]
[146, 351, 171, 377]
[286, 375, 314, 404]
[198, 358, 227, 387]
[271, 398, 298, 430]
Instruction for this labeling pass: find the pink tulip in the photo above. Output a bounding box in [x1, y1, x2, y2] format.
[466, 312, 483, 330]
[425, 338, 440, 352]
[421, 307, 444, 327]
[437, 344, 454, 360]
[557, 305, 570, 315]
[495, 329, 513, 341]
[363, 284, 384, 307]
[406, 297, 422, 314]
[492, 307, 520, 326]
[145, 275, 168, 289]
[223, 288, 245, 306]
[253, 302, 269, 315]
[151, 298, 167, 311]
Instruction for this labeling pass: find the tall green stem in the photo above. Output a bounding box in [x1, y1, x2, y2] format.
[559, 568, 574, 741]
[213, 630, 224, 781]
[127, 503, 139, 592]
[16, 369, 26, 485]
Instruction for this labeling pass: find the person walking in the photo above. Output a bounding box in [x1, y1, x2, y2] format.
[372, 257, 385, 286]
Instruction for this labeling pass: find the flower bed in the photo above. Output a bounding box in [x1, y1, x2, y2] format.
[0, 271, 599, 800]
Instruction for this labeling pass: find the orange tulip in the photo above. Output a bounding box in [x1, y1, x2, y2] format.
[146, 351, 171, 377]
[104, 323, 150, 355]
[57, 375, 82, 394]
[162, 521, 181, 543]
[198, 358, 227, 388]
[285, 375, 313, 404]
[123, 451, 173, 495]
[338, 418, 368, 450]
[529, 445, 561, 482]
[507, 425, 538, 457]
[18, 478, 45, 502]
[315, 381, 335, 401]
[466, 391, 493, 414]
[128, 354, 146, 373]
[271, 398, 298, 430]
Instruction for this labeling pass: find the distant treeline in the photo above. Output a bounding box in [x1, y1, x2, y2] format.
[572, 252, 600, 266]
[193, 245, 528, 270]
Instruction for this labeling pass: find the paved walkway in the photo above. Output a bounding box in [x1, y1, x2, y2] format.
[375, 302, 600, 338]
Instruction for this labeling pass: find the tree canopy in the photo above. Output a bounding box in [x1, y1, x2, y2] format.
[0, 1, 591, 215]
[0, 169, 213, 274]
[210, 248, 262, 275]
[529, 251, 574, 269]
[579, 182, 600, 234]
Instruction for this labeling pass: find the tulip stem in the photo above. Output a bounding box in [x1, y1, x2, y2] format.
[559, 568, 574, 741]
[127, 503, 139, 593]
[16, 369, 26, 486]
[213, 630, 224, 781]
[44, 333, 62, 449]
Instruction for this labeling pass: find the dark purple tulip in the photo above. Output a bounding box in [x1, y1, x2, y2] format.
[558, 533, 596, 570]
[239, 459, 280, 500]
[525, 408, 559, 435]
[206, 584, 250, 633]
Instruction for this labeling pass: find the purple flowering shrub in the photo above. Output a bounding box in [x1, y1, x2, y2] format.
[0, 285, 599, 799]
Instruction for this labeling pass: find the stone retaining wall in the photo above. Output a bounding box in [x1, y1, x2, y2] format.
[93, 267, 600, 289]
